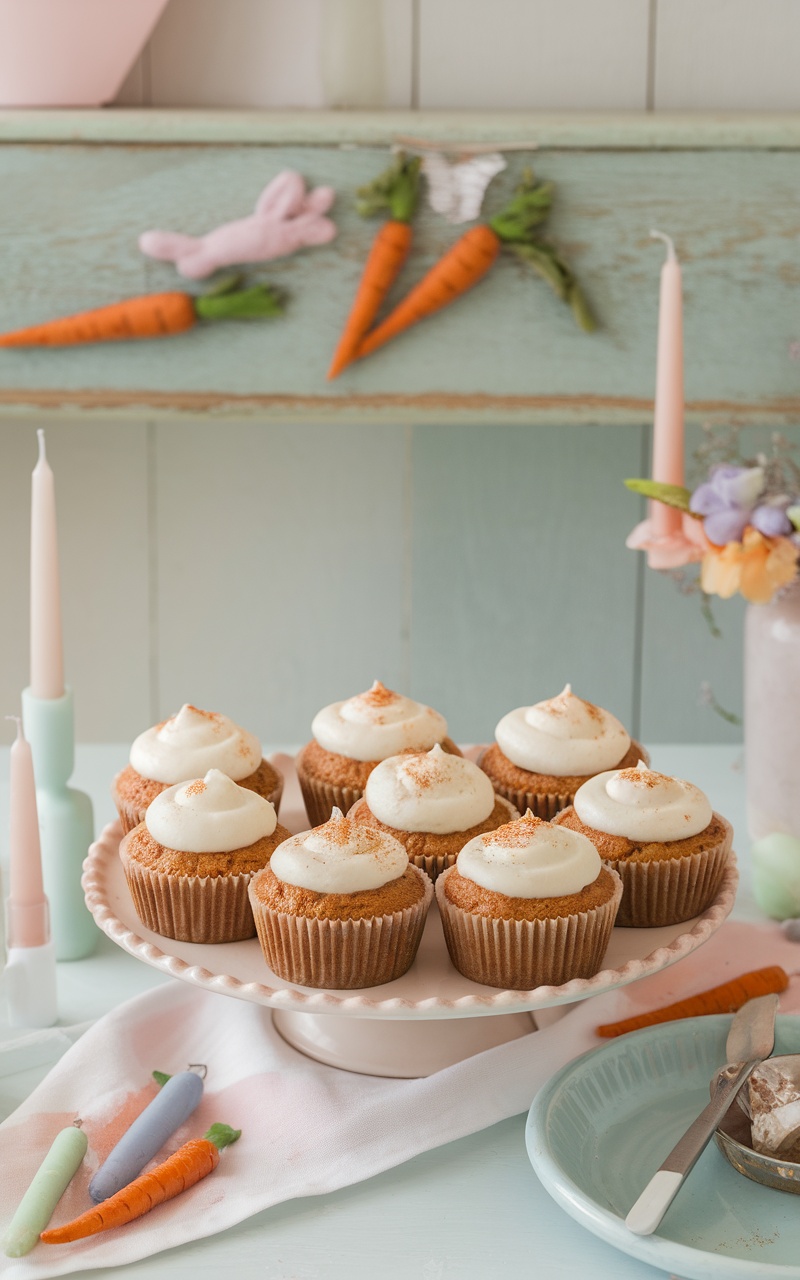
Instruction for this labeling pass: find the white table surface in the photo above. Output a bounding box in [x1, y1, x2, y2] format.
[0, 743, 753, 1280]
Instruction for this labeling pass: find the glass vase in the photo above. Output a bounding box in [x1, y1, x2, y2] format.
[744, 582, 800, 917]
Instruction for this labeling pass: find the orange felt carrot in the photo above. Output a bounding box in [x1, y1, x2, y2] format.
[356, 223, 501, 361]
[327, 154, 421, 380]
[355, 171, 555, 363]
[596, 965, 789, 1038]
[39, 1124, 240, 1244]
[0, 278, 283, 348]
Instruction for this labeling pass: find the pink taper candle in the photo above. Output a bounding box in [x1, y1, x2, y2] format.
[6, 716, 50, 948]
[30, 429, 64, 700]
[649, 230, 684, 540]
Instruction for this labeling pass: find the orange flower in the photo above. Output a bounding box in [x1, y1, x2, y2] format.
[701, 527, 798, 604]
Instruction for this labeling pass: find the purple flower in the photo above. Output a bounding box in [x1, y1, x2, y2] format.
[689, 465, 765, 546]
[751, 504, 794, 538]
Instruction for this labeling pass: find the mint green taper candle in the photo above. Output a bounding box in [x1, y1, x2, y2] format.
[3, 1120, 88, 1256]
[23, 430, 96, 961]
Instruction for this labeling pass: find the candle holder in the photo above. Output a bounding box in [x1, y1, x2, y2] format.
[22, 686, 96, 961]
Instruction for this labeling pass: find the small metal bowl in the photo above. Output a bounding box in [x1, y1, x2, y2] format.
[713, 1054, 800, 1194]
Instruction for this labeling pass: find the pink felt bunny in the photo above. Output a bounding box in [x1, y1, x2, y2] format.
[139, 170, 337, 280]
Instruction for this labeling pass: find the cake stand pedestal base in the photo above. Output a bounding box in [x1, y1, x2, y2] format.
[271, 1009, 540, 1078]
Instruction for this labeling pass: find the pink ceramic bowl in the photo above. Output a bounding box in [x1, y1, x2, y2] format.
[0, 0, 169, 106]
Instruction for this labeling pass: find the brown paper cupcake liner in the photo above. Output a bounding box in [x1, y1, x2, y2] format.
[120, 841, 257, 944]
[296, 770, 364, 828]
[248, 867, 434, 989]
[114, 793, 147, 838]
[608, 820, 732, 928]
[113, 769, 284, 838]
[435, 866, 623, 990]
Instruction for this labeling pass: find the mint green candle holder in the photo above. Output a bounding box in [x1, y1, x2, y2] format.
[21, 686, 96, 961]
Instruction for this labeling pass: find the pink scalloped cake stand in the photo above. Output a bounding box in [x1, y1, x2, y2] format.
[83, 754, 738, 1078]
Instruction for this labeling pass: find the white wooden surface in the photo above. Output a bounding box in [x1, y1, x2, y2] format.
[654, 0, 800, 111]
[115, 0, 800, 112]
[416, 0, 651, 110]
[0, 742, 751, 1280]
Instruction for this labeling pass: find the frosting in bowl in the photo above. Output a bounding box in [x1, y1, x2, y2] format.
[494, 684, 630, 777]
[457, 810, 601, 898]
[573, 761, 713, 842]
[145, 769, 277, 853]
[130, 704, 262, 784]
[270, 808, 408, 893]
[365, 744, 496, 834]
[311, 681, 448, 763]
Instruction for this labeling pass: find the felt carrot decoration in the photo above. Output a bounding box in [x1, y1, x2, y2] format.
[40, 1124, 240, 1244]
[355, 171, 594, 363]
[327, 153, 421, 379]
[0, 276, 283, 348]
[596, 965, 789, 1038]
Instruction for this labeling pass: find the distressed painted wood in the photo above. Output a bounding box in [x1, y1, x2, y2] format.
[0, 419, 151, 742]
[409, 423, 645, 743]
[2, 110, 799, 146]
[0, 123, 796, 426]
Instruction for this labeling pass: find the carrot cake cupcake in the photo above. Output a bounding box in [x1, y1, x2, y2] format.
[295, 680, 461, 826]
[120, 769, 291, 944]
[479, 684, 647, 820]
[112, 704, 283, 835]
[553, 761, 732, 927]
[436, 810, 622, 990]
[248, 808, 433, 989]
[348, 743, 518, 881]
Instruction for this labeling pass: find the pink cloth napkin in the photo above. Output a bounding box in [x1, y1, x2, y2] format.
[1, 918, 798, 1278]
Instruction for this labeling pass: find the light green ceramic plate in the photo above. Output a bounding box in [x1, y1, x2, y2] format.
[526, 1015, 800, 1279]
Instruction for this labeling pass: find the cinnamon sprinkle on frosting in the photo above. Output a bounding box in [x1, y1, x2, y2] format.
[481, 810, 546, 848]
[615, 767, 670, 788]
[361, 680, 396, 708]
[184, 779, 207, 797]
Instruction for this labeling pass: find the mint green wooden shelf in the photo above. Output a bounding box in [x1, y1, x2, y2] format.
[0, 111, 796, 427]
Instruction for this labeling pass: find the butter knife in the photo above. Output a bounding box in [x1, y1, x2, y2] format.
[625, 992, 779, 1236]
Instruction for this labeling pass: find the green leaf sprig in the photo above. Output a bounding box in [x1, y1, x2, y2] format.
[495, 170, 597, 332]
[624, 478, 698, 513]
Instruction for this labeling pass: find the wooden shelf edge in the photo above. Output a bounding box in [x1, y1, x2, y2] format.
[0, 109, 799, 149]
[1, 389, 798, 428]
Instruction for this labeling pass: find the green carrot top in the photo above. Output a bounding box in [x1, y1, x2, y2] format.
[204, 1124, 241, 1150]
[488, 171, 554, 244]
[356, 153, 422, 223]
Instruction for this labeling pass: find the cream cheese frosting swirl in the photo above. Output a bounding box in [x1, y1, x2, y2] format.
[145, 769, 277, 853]
[365, 744, 496, 834]
[574, 761, 713, 842]
[494, 684, 630, 777]
[130, 704, 262, 784]
[311, 681, 448, 763]
[270, 808, 408, 893]
[457, 811, 601, 899]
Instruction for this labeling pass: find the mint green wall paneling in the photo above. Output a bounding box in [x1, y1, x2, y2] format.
[638, 564, 745, 745]
[408, 424, 645, 745]
[152, 420, 409, 745]
[638, 424, 800, 744]
[0, 419, 150, 742]
[0, 144, 797, 423]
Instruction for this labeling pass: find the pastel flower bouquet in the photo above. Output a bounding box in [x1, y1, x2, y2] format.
[626, 444, 800, 605]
